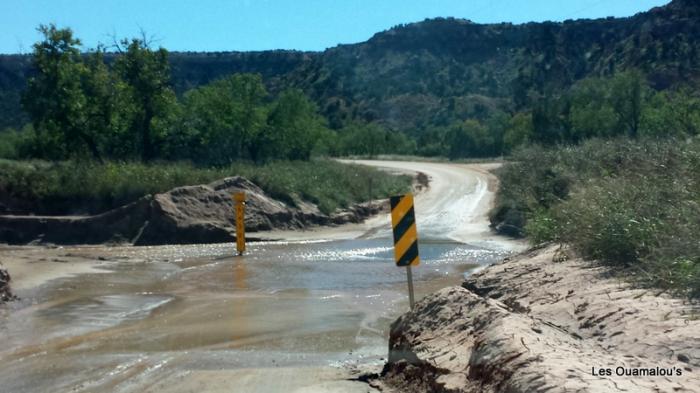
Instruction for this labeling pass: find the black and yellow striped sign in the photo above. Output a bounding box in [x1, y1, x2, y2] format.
[390, 193, 420, 267]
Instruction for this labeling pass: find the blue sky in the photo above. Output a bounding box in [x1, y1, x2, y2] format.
[2, 0, 670, 54]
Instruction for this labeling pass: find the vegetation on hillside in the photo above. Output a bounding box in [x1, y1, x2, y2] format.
[5, 23, 699, 163]
[280, 0, 700, 133]
[1, 0, 699, 157]
[491, 137, 700, 298]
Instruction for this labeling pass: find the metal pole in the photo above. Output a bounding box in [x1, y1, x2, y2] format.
[406, 266, 415, 310]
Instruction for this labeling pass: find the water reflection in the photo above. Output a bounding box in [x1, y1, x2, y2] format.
[231, 257, 248, 344]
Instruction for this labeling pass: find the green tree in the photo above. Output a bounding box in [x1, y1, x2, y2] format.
[81, 48, 136, 159]
[311, 127, 342, 157]
[568, 77, 618, 140]
[609, 70, 647, 138]
[503, 112, 534, 152]
[336, 122, 415, 157]
[671, 88, 700, 136]
[22, 25, 103, 161]
[641, 88, 700, 137]
[416, 126, 449, 157]
[484, 110, 509, 156]
[114, 38, 176, 161]
[445, 119, 492, 158]
[180, 74, 267, 165]
[531, 95, 572, 145]
[263, 89, 326, 161]
[338, 123, 383, 156]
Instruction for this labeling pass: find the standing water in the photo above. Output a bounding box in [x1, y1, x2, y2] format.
[0, 162, 523, 392]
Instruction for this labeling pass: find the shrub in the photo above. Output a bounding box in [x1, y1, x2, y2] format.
[492, 136, 700, 298]
[524, 209, 559, 244]
[553, 176, 664, 264]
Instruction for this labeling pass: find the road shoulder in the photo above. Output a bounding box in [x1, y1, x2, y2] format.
[374, 244, 700, 392]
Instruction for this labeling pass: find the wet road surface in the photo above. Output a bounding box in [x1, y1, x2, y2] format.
[0, 162, 524, 392]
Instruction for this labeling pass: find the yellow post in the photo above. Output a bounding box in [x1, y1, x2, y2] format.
[390, 193, 420, 310]
[233, 192, 246, 255]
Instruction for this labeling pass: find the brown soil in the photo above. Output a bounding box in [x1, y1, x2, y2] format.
[374, 244, 700, 392]
[0, 176, 386, 246]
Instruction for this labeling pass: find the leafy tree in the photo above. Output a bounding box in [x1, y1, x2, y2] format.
[311, 127, 342, 157]
[445, 119, 492, 158]
[670, 88, 700, 136]
[338, 123, 383, 157]
[416, 126, 449, 157]
[483, 110, 509, 156]
[641, 88, 700, 137]
[609, 70, 647, 138]
[22, 25, 103, 161]
[0, 126, 34, 159]
[336, 122, 415, 157]
[179, 74, 267, 165]
[114, 38, 176, 161]
[569, 77, 618, 140]
[263, 89, 326, 161]
[531, 95, 567, 145]
[504, 112, 534, 152]
[81, 48, 136, 159]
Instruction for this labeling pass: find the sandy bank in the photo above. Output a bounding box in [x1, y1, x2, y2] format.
[0, 176, 386, 246]
[375, 244, 700, 392]
[0, 246, 110, 291]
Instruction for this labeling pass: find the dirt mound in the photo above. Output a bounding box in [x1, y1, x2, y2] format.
[0, 176, 386, 246]
[375, 245, 700, 392]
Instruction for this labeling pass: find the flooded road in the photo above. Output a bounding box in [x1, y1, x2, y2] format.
[0, 162, 524, 392]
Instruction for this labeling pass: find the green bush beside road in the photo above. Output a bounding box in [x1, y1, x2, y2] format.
[491, 137, 700, 298]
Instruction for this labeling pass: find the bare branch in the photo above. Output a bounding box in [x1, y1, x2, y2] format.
[136, 25, 162, 48]
[106, 28, 124, 53]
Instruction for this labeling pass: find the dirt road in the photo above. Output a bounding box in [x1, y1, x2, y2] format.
[345, 160, 516, 247]
[0, 161, 523, 393]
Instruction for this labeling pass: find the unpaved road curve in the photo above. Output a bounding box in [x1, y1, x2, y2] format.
[0, 161, 523, 393]
[271, 160, 523, 251]
[346, 160, 516, 247]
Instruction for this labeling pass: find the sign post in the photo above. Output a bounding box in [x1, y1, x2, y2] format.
[233, 192, 246, 256]
[390, 193, 420, 310]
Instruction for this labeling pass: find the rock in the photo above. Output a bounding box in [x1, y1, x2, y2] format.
[0, 265, 16, 302]
[376, 245, 700, 392]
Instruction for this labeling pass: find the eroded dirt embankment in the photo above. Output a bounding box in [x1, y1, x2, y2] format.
[0, 176, 385, 246]
[374, 244, 700, 393]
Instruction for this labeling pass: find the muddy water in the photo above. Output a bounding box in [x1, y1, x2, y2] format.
[0, 162, 522, 392]
[0, 238, 509, 393]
